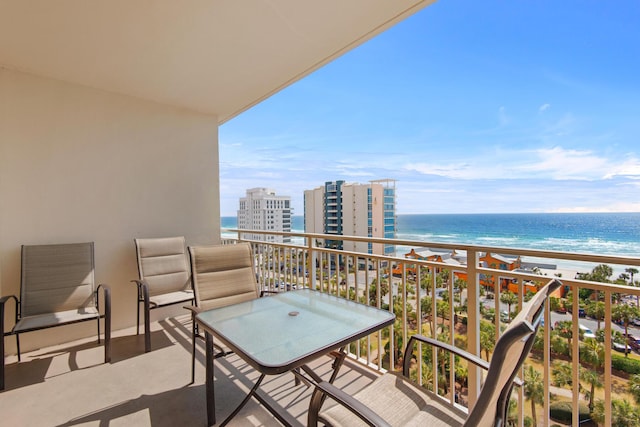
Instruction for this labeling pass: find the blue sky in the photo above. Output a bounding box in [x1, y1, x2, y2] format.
[219, 1, 640, 217]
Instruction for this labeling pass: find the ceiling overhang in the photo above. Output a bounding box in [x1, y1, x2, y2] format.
[0, 1, 436, 123]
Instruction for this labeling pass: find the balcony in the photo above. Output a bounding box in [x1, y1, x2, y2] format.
[229, 229, 640, 426]
[2, 230, 639, 425]
[1, 313, 378, 426]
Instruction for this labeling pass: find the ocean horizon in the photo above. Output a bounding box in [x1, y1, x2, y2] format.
[222, 212, 640, 275]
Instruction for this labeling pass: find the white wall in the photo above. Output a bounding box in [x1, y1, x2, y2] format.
[0, 69, 220, 353]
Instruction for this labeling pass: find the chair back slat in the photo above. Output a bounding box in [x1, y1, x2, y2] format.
[188, 242, 259, 310]
[464, 279, 561, 427]
[135, 237, 190, 296]
[21, 242, 96, 316]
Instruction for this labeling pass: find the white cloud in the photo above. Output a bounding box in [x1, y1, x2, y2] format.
[539, 103, 551, 113]
[521, 146, 610, 180]
[403, 162, 473, 179]
[603, 157, 640, 179]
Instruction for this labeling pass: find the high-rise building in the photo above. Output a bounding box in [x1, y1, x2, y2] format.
[304, 179, 396, 255]
[238, 188, 291, 243]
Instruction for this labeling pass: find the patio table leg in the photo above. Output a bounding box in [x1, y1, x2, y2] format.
[327, 348, 347, 384]
[205, 331, 216, 426]
[303, 347, 348, 411]
[219, 373, 268, 427]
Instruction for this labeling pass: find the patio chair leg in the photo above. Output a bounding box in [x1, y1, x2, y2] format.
[104, 286, 111, 363]
[191, 319, 196, 384]
[205, 332, 216, 426]
[136, 298, 140, 335]
[97, 316, 101, 344]
[1, 310, 4, 390]
[16, 333, 21, 362]
[0, 339, 4, 391]
[143, 286, 151, 352]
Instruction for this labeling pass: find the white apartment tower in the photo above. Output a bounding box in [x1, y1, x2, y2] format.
[304, 179, 396, 255]
[238, 188, 292, 243]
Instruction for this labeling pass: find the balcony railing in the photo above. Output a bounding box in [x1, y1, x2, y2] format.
[223, 228, 640, 427]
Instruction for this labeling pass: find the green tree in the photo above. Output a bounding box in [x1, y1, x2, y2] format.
[579, 368, 602, 412]
[549, 296, 561, 312]
[627, 267, 639, 285]
[613, 304, 640, 357]
[555, 320, 574, 357]
[593, 398, 640, 427]
[436, 299, 449, 330]
[581, 338, 604, 369]
[368, 280, 390, 306]
[628, 373, 640, 404]
[586, 300, 605, 331]
[611, 399, 640, 426]
[590, 264, 614, 282]
[552, 360, 573, 388]
[625, 267, 640, 307]
[420, 296, 433, 320]
[523, 364, 544, 427]
[479, 319, 496, 360]
[500, 291, 518, 321]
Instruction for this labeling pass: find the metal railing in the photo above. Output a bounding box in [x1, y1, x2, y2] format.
[223, 228, 640, 427]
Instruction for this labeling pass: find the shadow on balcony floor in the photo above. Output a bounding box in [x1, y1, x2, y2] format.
[1, 314, 380, 426]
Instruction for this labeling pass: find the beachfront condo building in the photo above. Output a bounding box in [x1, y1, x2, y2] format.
[238, 188, 292, 243]
[304, 179, 396, 255]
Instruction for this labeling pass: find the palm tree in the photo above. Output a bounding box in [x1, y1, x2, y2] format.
[628, 373, 640, 404]
[500, 291, 518, 321]
[612, 399, 640, 427]
[420, 295, 433, 321]
[581, 338, 604, 369]
[613, 304, 640, 357]
[586, 300, 605, 331]
[555, 320, 574, 357]
[552, 360, 573, 388]
[436, 299, 449, 331]
[592, 398, 640, 427]
[627, 267, 640, 307]
[580, 368, 602, 412]
[523, 364, 544, 427]
[479, 320, 496, 360]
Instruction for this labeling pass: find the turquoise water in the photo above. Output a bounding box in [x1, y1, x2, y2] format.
[394, 213, 640, 258]
[222, 213, 640, 257]
[222, 213, 640, 275]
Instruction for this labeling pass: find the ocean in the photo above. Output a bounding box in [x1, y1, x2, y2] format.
[221, 213, 640, 273]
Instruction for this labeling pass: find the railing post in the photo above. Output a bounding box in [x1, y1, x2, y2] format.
[466, 249, 481, 408]
[307, 237, 316, 290]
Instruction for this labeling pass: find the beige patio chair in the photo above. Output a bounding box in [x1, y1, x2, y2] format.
[308, 278, 562, 427]
[186, 242, 266, 383]
[1, 242, 111, 390]
[133, 236, 194, 353]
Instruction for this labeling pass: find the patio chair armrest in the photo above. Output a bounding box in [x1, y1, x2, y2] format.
[308, 381, 391, 427]
[1, 295, 19, 334]
[403, 334, 489, 376]
[0, 295, 18, 304]
[259, 290, 279, 297]
[184, 305, 201, 315]
[96, 284, 111, 314]
[131, 279, 152, 305]
[404, 335, 523, 386]
[96, 283, 111, 309]
[130, 279, 147, 290]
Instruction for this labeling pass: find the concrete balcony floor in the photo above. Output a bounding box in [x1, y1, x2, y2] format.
[1, 315, 381, 427]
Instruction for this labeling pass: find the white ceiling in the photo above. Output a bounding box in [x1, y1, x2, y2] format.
[0, 1, 435, 123]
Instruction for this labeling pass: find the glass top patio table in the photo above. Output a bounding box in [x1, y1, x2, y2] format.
[195, 288, 395, 375]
